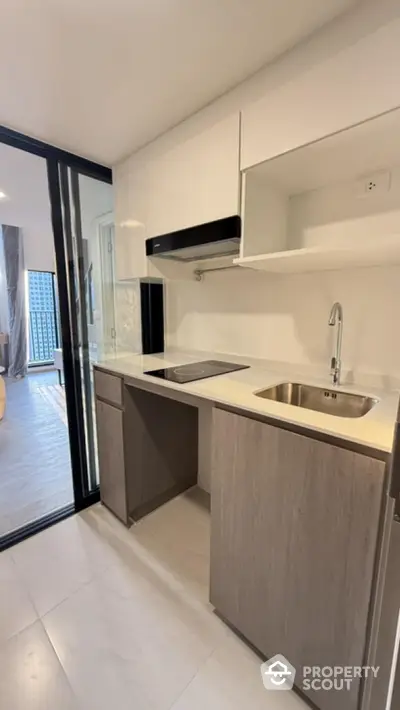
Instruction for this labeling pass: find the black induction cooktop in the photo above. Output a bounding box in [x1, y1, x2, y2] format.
[144, 360, 249, 384]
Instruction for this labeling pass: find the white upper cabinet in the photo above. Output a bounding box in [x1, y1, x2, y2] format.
[144, 112, 240, 237]
[113, 113, 240, 280]
[241, 19, 400, 171]
[113, 160, 147, 281]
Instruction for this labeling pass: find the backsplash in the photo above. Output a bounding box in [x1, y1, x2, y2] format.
[166, 264, 400, 389]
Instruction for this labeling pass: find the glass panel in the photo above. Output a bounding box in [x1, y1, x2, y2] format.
[0, 145, 74, 540]
[78, 175, 115, 361]
[60, 167, 114, 492]
[99, 222, 117, 357]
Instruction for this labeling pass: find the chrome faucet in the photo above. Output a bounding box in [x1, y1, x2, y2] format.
[328, 302, 343, 386]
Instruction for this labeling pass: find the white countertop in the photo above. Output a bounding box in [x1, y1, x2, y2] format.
[96, 349, 400, 454]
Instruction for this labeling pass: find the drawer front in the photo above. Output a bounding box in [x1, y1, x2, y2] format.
[94, 369, 123, 407]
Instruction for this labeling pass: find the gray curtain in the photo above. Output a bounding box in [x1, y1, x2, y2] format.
[0, 227, 9, 369]
[2, 225, 27, 378]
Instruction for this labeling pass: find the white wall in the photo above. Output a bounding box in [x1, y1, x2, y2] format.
[21, 227, 54, 273]
[288, 167, 400, 250]
[0, 145, 55, 272]
[116, 0, 400, 384]
[166, 264, 400, 387]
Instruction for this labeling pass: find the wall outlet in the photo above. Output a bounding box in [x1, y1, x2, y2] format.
[357, 170, 391, 197]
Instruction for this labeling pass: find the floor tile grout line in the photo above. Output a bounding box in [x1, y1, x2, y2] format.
[8, 535, 105, 621]
[38, 616, 83, 708]
[6, 552, 43, 623]
[166, 644, 217, 710]
[0, 616, 39, 650]
[38, 572, 98, 620]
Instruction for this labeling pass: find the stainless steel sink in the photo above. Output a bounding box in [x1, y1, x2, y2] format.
[254, 382, 378, 418]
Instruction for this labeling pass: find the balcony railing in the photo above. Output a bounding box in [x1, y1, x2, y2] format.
[29, 310, 58, 365]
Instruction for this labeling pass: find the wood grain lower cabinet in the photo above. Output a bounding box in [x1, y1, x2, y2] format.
[95, 398, 128, 524]
[210, 408, 386, 710]
[94, 375, 199, 525]
[94, 369, 122, 408]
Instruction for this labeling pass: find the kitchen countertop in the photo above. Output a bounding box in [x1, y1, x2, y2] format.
[95, 349, 399, 455]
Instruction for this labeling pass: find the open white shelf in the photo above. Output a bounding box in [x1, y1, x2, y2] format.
[234, 234, 400, 274]
[239, 107, 400, 276]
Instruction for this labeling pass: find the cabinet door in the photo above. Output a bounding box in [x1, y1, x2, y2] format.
[113, 160, 148, 280]
[240, 23, 400, 171]
[210, 408, 386, 710]
[144, 113, 240, 238]
[95, 398, 128, 523]
[113, 113, 240, 280]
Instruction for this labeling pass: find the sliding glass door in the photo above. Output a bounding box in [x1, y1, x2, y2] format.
[48, 161, 114, 509]
[47, 160, 114, 507]
[0, 124, 112, 547]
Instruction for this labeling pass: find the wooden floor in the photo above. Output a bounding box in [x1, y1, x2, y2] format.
[0, 370, 73, 536]
[36, 383, 68, 426]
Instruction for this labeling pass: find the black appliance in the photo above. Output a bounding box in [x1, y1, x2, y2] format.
[145, 215, 241, 262]
[145, 359, 249, 384]
[138, 279, 164, 354]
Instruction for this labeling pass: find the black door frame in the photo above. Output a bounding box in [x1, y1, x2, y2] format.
[0, 125, 112, 550]
[0, 125, 111, 181]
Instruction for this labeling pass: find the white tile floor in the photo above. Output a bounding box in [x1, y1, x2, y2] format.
[0, 489, 309, 710]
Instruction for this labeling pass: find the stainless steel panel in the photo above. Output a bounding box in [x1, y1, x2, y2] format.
[255, 382, 377, 418]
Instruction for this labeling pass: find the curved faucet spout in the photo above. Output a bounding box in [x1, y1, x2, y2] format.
[328, 302, 343, 385]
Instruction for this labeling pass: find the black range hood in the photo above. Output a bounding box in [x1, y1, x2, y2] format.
[145, 215, 241, 262]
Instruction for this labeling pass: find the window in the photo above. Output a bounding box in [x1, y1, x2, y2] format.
[28, 270, 59, 364]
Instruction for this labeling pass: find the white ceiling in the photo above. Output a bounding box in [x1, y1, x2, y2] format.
[0, 0, 356, 166]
